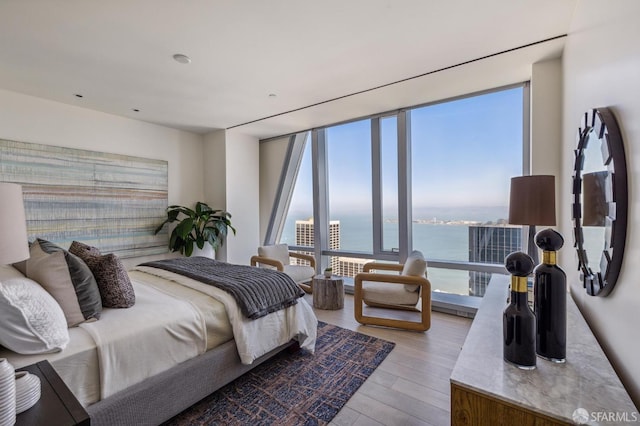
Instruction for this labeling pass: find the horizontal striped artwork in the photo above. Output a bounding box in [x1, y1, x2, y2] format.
[0, 139, 168, 258]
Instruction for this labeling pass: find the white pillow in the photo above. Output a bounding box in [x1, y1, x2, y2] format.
[402, 250, 428, 292]
[0, 277, 70, 354]
[258, 244, 290, 267]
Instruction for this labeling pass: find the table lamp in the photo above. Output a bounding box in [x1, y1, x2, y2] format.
[508, 175, 556, 265]
[0, 183, 30, 264]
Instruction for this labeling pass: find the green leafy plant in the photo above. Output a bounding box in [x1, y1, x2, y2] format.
[154, 202, 236, 257]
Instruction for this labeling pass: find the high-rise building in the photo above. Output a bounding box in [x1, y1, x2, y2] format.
[468, 225, 521, 296]
[337, 257, 369, 278]
[294, 218, 340, 270]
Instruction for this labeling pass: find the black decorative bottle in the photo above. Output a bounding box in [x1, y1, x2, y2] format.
[534, 228, 566, 363]
[503, 252, 536, 369]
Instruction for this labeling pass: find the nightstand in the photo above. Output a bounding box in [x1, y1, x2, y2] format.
[16, 360, 90, 426]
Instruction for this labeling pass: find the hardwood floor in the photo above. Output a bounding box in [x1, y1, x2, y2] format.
[303, 293, 472, 426]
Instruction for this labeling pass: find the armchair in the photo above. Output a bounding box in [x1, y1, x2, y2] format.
[354, 250, 431, 331]
[250, 244, 316, 293]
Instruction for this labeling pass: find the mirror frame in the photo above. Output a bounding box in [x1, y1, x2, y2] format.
[572, 107, 627, 296]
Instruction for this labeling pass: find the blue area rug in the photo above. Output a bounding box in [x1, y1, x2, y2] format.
[165, 321, 395, 425]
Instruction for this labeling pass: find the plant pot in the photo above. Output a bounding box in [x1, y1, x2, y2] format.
[324, 271, 332, 278]
[191, 243, 215, 259]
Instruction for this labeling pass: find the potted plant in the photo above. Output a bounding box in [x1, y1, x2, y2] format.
[324, 267, 333, 278]
[154, 202, 235, 257]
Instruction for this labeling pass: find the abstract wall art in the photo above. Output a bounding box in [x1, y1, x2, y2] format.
[0, 139, 168, 258]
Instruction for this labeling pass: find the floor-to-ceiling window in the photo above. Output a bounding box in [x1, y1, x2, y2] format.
[269, 84, 527, 307]
[410, 87, 524, 297]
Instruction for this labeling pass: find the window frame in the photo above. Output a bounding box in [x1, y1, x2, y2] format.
[266, 82, 530, 301]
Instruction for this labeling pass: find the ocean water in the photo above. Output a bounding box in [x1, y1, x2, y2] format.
[281, 206, 510, 295]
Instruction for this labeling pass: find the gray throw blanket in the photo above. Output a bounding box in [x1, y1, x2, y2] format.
[140, 257, 305, 320]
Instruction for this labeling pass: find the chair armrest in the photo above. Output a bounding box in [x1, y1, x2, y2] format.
[362, 262, 404, 273]
[250, 255, 284, 271]
[289, 252, 316, 268]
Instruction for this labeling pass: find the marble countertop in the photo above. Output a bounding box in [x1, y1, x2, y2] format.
[450, 274, 637, 424]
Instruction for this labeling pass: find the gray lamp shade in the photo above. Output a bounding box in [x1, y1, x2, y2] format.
[508, 175, 556, 226]
[0, 183, 30, 264]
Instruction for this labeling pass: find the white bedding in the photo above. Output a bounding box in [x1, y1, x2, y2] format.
[0, 264, 317, 407]
[134, 266, 318, 364]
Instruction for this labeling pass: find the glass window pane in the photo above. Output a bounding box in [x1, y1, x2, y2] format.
[410, 87, 524, 296]
[327, 119, 372, 253]
[381, 116, 399, 252]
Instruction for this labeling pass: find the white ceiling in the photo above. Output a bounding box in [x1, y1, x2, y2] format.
[0, 1, 577, 138]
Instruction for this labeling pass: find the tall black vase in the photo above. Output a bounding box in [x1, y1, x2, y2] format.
[534, 228, 566, 362]
[503, 252, 536, 369]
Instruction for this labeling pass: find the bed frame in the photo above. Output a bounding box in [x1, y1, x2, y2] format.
[87, 339, 294, 425]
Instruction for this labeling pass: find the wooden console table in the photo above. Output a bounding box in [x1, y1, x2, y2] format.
[450, 274, 637, 425]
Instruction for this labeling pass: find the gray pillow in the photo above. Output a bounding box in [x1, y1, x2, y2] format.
[69, 241, 135, 308]
[25, 239, 102, 327]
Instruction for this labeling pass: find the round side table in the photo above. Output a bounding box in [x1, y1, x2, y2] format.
[312, 275, 344, 310]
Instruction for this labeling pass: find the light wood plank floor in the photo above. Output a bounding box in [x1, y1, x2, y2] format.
[303, 293, 472, 426]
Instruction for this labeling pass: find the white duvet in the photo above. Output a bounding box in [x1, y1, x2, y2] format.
[79, 266, 317, 400]
[1, 264, 318, 405]
[134, 266, 318, 364]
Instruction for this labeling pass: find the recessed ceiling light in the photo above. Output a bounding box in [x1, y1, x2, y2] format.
[132, 108, 140, 112]
[74, 94, 83, 98]
[173, 54, 191, 64]
[268, 93, 277, 98]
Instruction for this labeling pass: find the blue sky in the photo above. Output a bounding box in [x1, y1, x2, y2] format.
[289, 87, 523, 218]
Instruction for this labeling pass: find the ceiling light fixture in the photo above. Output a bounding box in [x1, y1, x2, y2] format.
[172, 54, 191, 64]
[132, 108, 140, 112]
[74, 94, 83, 98]
[268, 93, 277, 98]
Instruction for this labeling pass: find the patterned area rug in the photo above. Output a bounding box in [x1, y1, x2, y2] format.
[164, 321, 395, 426]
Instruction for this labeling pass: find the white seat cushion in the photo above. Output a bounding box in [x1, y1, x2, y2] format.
[401, 250, 427, 292]
[258, 244, 290, 267]
[362, 281, 420, 306]
[283, 265, 315, 284]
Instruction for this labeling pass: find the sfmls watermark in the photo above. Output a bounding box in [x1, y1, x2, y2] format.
[572, 407, 640, 424]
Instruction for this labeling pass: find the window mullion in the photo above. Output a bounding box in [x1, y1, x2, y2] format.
[397, 110, 412, 262]
[371, 118, 383, 256]
[312, 129, 329, 272]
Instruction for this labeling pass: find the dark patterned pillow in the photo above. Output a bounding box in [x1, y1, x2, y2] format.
[69, 241, 135, 308]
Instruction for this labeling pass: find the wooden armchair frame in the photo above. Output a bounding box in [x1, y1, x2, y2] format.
[354, 262, 431, 332]
[250, 251, 316, 293]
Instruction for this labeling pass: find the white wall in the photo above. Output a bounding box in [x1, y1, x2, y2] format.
[563, 0, 640, 406]
[203, 128, 260, 264]
[0, 88, 205, 266]
[531, 58, 563, 215]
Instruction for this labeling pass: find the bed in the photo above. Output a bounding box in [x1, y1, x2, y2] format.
[0, 256, 318, 425]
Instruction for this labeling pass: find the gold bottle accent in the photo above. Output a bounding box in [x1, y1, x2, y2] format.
[542, 250, 557, 265]
[511, 276, 528, 293]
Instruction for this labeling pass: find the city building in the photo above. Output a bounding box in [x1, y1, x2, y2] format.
[468, 225, 522, 296]
[294, 218, 340, 270]
[337, 256, 369, 278]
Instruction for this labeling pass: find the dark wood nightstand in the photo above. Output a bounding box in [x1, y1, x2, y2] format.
[16, 360, 90, 426]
